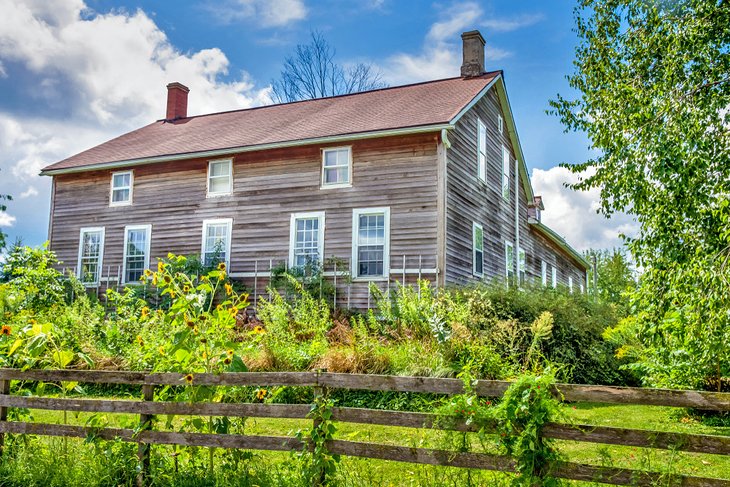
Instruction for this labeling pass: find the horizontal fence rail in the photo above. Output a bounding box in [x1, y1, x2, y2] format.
[0, 369, 729, 486]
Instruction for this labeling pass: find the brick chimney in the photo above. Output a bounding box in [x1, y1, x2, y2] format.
[166, 82, 190, 120]
[460, 30, 485, 77]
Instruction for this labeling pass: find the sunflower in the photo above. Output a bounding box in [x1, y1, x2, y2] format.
[184, 374, 194, 385]
[253, 325, 265, 334]
[223, 357, 232, 365]
[256, 389, 267, 401]
[157, 261, 165, 273]
[183, 285, 190, 293]
[225, 283, 233, 296]
[144, 269, 152, 277]
[229, 307, 239, 318]
[200, 337, 207, 344]
[1, 325, 11, 336]
[136, 335, 144, 347]
[227, 349, 234, 356]
[217, 262, 226, 271]
[140, 307, 150, 319]
[163, 275, 172, 284]
[186, 320, 195, 328]
[158, 346, 166, 356]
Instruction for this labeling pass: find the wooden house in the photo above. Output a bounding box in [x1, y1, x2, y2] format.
[41, 30, 588, 308]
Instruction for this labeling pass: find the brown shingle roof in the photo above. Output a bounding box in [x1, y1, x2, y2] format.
[42, 72, 499, 173]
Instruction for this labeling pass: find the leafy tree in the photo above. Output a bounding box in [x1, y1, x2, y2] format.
[0, 170, 12, 251]
[551, 1, 730, 389]
[585, 248, 637, 311]
[271, 31, 386, 103]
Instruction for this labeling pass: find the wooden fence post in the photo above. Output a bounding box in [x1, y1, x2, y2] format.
[0, 379, 9, 456]
[136, 384, 155, 487]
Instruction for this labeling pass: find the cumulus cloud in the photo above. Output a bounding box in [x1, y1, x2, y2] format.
[205, 0, 307, 27]
[381, 2, 539, 85]
[0, 212, 15, 228]
[531, 166, 638, 251]
[0, 0, 271, 245]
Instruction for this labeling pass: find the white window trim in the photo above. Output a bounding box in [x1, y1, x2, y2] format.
[501, 146, 510, 201]
[201, 218, 233, 268]
[288, 211, 326, 269]
[580, 283, 585, 294]
[122, 224, 152, 284]
[320, 146, 353, 189]
[351, 207, 390, 281]
[551, 266, 558, 288]
[568, 276, 574, 293]
[541, 260, 547, 287]
[472, 222, 484, 277]
[109, 170, 133, 207]
[498, 114, 504, 134]
[206, 158, 233, 197]
[477, 118, 487, 182]
[518, 247, 526, 284]
[505, 241, 514, 279]
[77, 226, 105, 287]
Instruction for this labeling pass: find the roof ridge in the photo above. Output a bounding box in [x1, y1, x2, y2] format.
[158, 71, 501, 123]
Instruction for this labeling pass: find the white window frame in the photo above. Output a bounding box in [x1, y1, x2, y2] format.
[321, 146, 352, 189]
[77, 227, 105, 287]
[580, 283, 585, 294]
[518, 247, 526, 285]
[568, 276, 574, 293]
[477, 118, 487, 182]
[207, 159, 233, 197]
[109, 170, 133, 207]
[352, 207, 390, 280]
[541, 260, 547, 287]
[201, 218, 233, 268]
[122, 224, 152, 285]
[551, 266, 558, 288]
[505, 241, 515, 280]
[472, 222, 484, 277]
[502, 146, 510, 201]
[498, 114, 504, 134]
[289, 211, 325, 269]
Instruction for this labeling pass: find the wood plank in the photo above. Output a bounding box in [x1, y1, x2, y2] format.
[142, 372, 318, 387]
[0, 395, 312, 419]
[0, 369, 148, 384]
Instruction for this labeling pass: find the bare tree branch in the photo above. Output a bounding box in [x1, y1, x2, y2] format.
[271, 31, 386, 103]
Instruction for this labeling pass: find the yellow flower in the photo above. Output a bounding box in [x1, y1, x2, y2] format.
[184, 374, 194, 384]
[200, 337, 207, 344]
[144, 269, 152, 277]
[218, 271, 226, 281]
[136, 335, 144, 347]
[186, 320, 195, 328]
[256, 389, 267, 401]
[227, 349, 234, 356]
[201, 275, 209, 283]
[217, 262, 226, 271]
[253, 325, 265, 334]
[152, 276, 158, 286]
[1, 325, 11, 336]
[223, 357, 232, 365]
[163, 275, 172, 284]
[183, 285, 190, 293]
[229, 307, 239, 318]
[216, 304, 223, 311]
[157, 261, 165, 273]
[158, 346, 166, 356]
[225, 283, 233, 296]
[140, 307, 150, 319]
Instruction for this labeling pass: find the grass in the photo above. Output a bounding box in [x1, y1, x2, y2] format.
[0, 397, 728, 486]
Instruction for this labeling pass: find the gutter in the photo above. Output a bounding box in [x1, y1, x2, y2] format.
[41, 123, 454, 176]
[529, 221, 589, 270]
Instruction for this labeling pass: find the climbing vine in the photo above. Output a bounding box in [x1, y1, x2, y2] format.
[296, 394, 340, 485]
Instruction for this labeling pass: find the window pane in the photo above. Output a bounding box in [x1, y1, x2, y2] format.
[324, 150, 339, 167]
[112, 188, 129, 203]
[475, 250, 483, 275]
[210, 161, 230, 177]
[113, 173, 130, 188]
[209, 176, 230, 194]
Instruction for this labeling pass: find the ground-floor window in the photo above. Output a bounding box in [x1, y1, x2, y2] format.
[472, 223, 484, 277]
[202, 218, 232, 268]
[123, 225, 151, 284]
[289, 212, 325, 269]
[77, 227, 105, 286]
[352, 207, 390, 279]
[505, 241, 515, 281]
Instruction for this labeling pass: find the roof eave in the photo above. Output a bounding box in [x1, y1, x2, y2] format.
[40, 123, 453, 176]
[530, 221, 589, 269]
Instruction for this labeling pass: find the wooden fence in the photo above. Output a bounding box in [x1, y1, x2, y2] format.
[0, 369, 729, 486]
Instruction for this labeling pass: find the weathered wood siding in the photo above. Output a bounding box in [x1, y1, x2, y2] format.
[445, 87, 587, 289]
[49, 133, 441, 308]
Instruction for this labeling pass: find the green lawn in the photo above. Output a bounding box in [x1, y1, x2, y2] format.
[2, 398, 727, 486]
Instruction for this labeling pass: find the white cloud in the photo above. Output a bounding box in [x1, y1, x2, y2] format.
[531, 166, 637, 251]
[482, 13, 544, 33]
[0, 0, 272, 245]
[0, 212, 15, 228]
[381, 2, 537, 85]
[206, 0, 307, 27]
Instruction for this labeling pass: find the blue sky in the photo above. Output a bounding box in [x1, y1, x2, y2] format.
[0, 0, 635, 253]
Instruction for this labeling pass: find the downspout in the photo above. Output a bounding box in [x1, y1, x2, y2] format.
[438, 129, 451, 287]
[514, 156, 520, 288]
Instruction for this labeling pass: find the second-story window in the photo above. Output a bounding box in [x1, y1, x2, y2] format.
[110, 171, 133, 206]
[502, 146, 510, 201]
[498, 114, 504, 134]
[207, 159, 232, 197]
[477, 118, 487, 182]
[321, 147, 352, 188]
